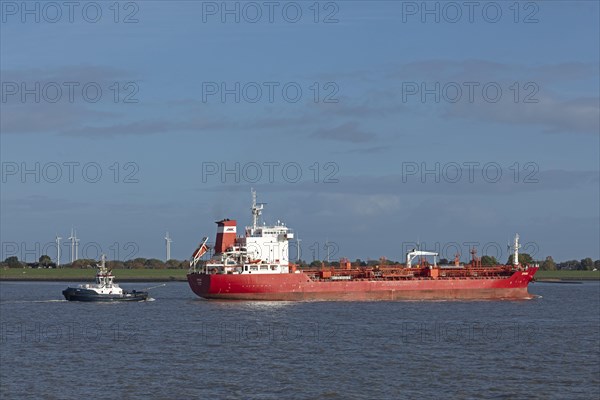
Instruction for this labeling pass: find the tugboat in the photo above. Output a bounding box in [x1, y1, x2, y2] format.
[63, 255, 148, 302]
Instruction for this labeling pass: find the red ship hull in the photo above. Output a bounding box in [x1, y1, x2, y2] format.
[187, 267, 538, 301]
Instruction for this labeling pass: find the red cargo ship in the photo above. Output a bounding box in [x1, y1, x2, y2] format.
[187, 191, 538, 301]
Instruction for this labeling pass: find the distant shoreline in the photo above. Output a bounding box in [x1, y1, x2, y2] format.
[536, 278, 597, 283]
[0, 277, 187, 282]
[1, 268, 598, 282]
[535, 271, 599, 281]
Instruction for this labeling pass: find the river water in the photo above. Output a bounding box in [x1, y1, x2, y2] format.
[0, 281, 598, 399]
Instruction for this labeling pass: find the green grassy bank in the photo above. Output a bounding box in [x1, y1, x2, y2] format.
[534, 270, 599, 281]
[0, 268, 189, 282]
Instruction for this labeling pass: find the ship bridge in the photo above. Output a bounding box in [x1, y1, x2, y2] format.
[193, 189, 296, 275]
[240, 219, 293, 266]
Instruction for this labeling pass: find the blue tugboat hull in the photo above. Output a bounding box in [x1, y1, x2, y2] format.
[62, 288, 148, 302]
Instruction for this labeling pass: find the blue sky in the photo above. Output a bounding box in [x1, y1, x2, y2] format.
[1, 1, 599, 263]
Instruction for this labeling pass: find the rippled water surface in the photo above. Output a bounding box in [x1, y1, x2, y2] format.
[1, 281, 598, 399]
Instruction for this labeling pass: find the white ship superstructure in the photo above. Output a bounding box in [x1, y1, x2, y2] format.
[190, 190, 295, 275]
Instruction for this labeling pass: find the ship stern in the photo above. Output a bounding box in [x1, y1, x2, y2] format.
[187, 272, 212, 299]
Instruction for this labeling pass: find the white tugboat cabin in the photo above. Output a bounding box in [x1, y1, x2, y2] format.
[80, 254, 124, 295]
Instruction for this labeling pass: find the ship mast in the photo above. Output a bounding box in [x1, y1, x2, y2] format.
[96, 254, 110, 287]
[251, 188, 264, 230]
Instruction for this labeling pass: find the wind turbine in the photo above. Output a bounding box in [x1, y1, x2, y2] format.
[55, 235, 62, 267]
[74, 229, 79, 261]
[68, 228, 75, 263]
[506, 233, 521, 265]
[68, 228, 80, 263]
[296, 234, 302, 262]
[165, 232, 172, 262]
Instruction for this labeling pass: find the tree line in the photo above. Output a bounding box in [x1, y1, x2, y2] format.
[3, 254, 598, 271]
[1, 256, 189, 270]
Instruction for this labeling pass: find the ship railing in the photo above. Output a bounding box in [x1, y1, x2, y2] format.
[300, 264, 515, 281]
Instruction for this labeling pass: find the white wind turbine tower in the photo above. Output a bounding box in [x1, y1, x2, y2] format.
[74, 230, 79, 261]
[55, 235, 62, 267]
[68, 228, 75, 263]
[68, 228, 80, 263]
[165, 232, 172, 262]
[296, 234, 302, 262]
